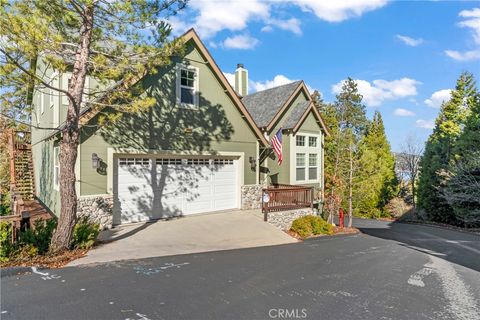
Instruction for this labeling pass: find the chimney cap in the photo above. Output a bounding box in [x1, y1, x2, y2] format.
[237, 63, 245, 69]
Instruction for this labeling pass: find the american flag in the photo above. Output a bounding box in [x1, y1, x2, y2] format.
[271, 128, 283, 165]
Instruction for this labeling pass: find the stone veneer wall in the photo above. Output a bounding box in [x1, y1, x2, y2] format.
[266, 209, 313, 230]
[77, 195, 114, 230]
[241, 184, 263, 210]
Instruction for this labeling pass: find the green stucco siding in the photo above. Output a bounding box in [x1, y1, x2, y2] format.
[264, 134, 290, 185]
[261, 89, 309, 185]
[299, 111, 322, 134]
[79, 40, 259, 195]
[31, 139, 60, 215]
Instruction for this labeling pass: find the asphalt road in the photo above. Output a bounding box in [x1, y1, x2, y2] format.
[1, 219, 479, 320]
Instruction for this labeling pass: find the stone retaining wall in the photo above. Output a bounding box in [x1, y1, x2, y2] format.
[266, 209, 313, 230]
[77, 195, 114, 230]
[241, 184, 263, 210]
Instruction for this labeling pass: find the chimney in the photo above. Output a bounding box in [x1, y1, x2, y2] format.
[235, 63, 248, 97]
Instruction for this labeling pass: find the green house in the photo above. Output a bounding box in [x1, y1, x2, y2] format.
[30, 29, 329, 228]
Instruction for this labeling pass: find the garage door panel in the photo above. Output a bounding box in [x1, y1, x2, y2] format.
[114, 157, 239, 224]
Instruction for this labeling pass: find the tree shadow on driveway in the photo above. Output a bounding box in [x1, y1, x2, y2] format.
[354, 219, 480, 272]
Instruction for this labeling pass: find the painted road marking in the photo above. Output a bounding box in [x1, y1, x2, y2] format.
[133, 262, 190, 275]
[31, 267, 62, 281]
[408, 267, 433, 287]
[125, 312, 151, 320]
[408, 255, 480, 319]
[428, 255, 480, 320]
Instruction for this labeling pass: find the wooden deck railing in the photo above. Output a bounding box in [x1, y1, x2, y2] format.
[1, 130, 32, 241]
[261, 184, 314, 221]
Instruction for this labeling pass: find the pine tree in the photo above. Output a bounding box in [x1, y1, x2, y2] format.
[1, 0, 186, 251]
[314, 92, 345, 223]
[328, 78, 368, 227]
[441, 81, 480, 227]
[355, 111, 397, 217]
[417, 72, 478, 224]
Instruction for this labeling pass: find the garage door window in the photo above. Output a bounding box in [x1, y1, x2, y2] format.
[156, 158, 183, 165]
[119, 158, 150, 166]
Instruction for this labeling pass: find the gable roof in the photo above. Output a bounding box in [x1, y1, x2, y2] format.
[49, 29, 269, 146]
[283, 100, 311, 130]
[242, 81, 302, 128]
[180, 29, 269, 146]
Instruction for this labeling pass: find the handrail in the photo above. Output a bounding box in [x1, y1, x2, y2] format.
[267, 183, 306, 189]
[262, 184, 314, 221]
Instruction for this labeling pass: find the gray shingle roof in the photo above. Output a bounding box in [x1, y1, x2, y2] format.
[242, 81, 302, 128]
[283, 101, 311, 130]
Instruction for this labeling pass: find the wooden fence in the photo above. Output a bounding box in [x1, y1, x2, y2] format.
[261, 184, 314, 221]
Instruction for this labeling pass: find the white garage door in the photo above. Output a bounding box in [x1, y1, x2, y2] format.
[114, 157, 239, 225]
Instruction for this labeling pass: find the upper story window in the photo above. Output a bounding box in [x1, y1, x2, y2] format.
[176, 64, 199, 108]
[294, 133, 321, 183]
[296, 135, 305, 147]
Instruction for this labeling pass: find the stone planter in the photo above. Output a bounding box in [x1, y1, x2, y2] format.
[266, 209, 313, 230]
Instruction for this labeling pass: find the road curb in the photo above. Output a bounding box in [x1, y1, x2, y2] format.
[1, 266, 32, 278]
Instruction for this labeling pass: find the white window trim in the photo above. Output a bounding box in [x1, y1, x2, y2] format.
[40, 91, 45, 115]
[292, 133, 321, 184]
[295, 153, 307, 182]
[308, 153, 319, 181]
[295, 135, 305, 147]
[50, 72, 58, 108]
[176, 63, 199, 109]
[53, 147, 60, 190]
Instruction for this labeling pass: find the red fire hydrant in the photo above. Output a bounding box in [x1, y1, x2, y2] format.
[339, 208, 344, 228]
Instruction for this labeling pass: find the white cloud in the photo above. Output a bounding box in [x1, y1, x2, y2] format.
[190, 0, 269, 39]
[166, 0, 388, 42]
[249, 74, 317, 95]
[394, 108, 415, 117]
[263, 18, 302, 35]
[416, 119, 435, 129]
[446, 8, 480, 61]
[223, 72, 235, 87]
[287, 0, 388, 23]
[396, 34, 424, 47]
[445, 49, 480, 62]
[223, 34, 260, 50]
[332, 78, 421, 107]
[424, 89, 452, 108]
[250, 75, 296, 92]
[458, 8, 480, 44]
[261, 25, 274, 33]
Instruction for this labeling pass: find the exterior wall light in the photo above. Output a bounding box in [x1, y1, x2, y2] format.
[92, 153, 101, 169]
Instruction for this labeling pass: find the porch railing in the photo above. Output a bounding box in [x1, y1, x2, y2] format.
[261, 184, 314, 221]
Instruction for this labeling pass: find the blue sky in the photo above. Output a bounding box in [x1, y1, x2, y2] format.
[168, 1, 480, 151]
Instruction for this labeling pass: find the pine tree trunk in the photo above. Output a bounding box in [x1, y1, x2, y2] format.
[348, 144, 353, 228]
[50, 4, 94, 252]
[50, 130, 79, 251]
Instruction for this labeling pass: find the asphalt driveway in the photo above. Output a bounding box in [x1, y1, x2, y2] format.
[3, 219, 479, 320]
[68, 209, 297, 266]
